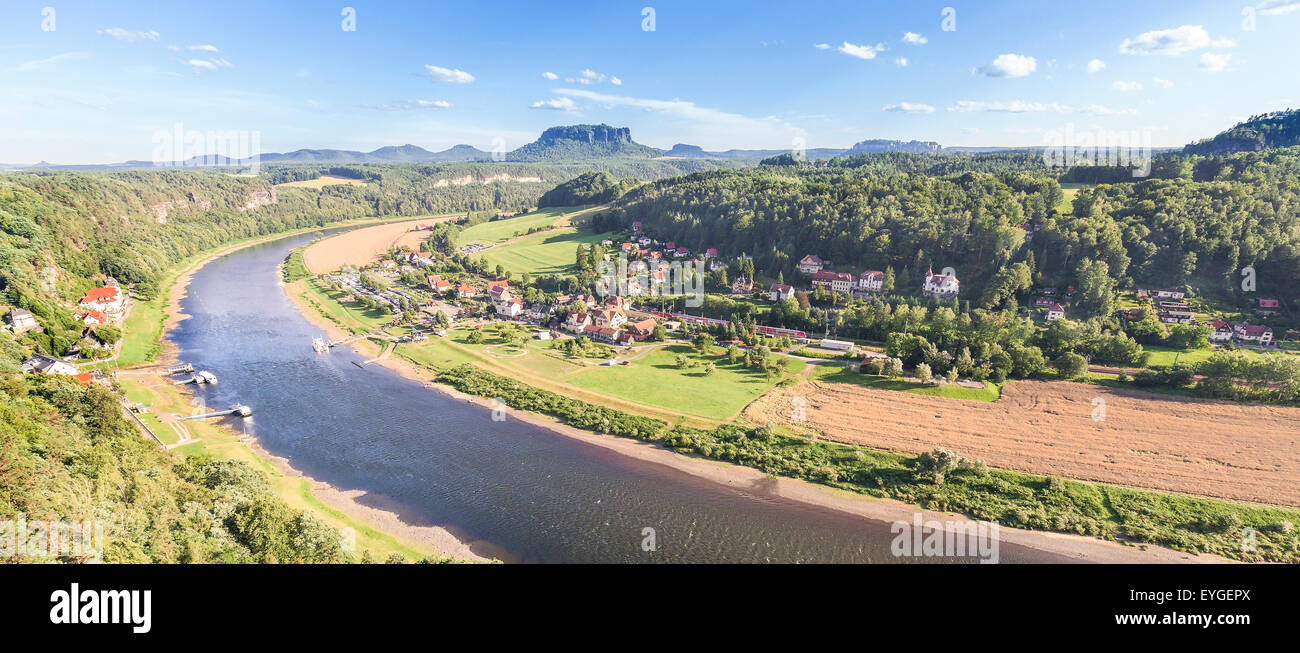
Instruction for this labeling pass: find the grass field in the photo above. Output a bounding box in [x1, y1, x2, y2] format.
[564, 345, 803, 421]
[1059, 182, 1087, 213]
[298, 277, 393, 334]
[1142, 344, 1277, 368]
[275, 174, 369, 189]
[457, 207, 587, 244]
[481, 227, 619, 278]
[808, 363, 1004, 401]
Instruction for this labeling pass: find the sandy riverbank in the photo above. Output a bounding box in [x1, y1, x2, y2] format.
[152, 222, 492, 562]
[279, 266, 1232, 564]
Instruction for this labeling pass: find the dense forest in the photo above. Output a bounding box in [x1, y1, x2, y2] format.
[537, 171, 640, 207]
[1185, 109, 1300, 156]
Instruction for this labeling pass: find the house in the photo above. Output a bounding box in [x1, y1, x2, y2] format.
[921, 268, 960, 299]
[858, 270, 885, 292]
[1045, 303, 1067, 321]
[709, 259, 728, 272]
[731, 277, 754, 294]
[427, 276, 452, 294]
[1234, 324, 1274, 345]
[631, 221, 643, 233]
[379, 259, 396, 269]
[811, 271, 854, 294]
[626, 318, 659, 341]
[526, 304, 551, 323]
[705, 248, 719, 258]
[1160, 310, 1195, 325]
[621, 242, 639, 255]
[1152, 287, 1186, 300]
[21, 354, 79, 376]
[591, 307, 627, 330]
[674, 247, 690, 258]
[495, 297, 523, 319]
[78, 286, 125, 314]
[603, 295, 629, 312]
[664, 242, 676, 251]
[489, 284, 511, 303]
[486, 280, 509, 292]
[8, 308, 36, 334]
[799, 255, 825, 275]
[455, 284, 477, 297]
[1034, 299, 1057, 307]
[565, 312, 591, 333]
[1210, 319, 1234, 343]
[769, 284, 795, 302]
[1256, 298, 1280, 314]
[73, 311, 110, 326]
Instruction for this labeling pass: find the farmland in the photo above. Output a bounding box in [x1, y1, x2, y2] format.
[480, 226, 619, 278]
[275, 174, 370, 189]
[761, 378, 1300, 507]
[302, 216, 459, 273]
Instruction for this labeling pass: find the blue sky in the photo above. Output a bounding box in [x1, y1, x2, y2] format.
[2, 0, 1298, 163]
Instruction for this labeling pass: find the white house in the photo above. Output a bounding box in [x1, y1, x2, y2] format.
[798, 255, 825, 275]
[1209, 319, 1234, 343]
[811, 271, 854, 294]
[78, 286, 125, 314]
[858, 270, 885, 292]
[769, 284, 795, 302]
[22, 354, 79, 376]
[8, 308, 36, 333]
[1045, 303, 1066, 321]
[921, 268, 960, 299]
[1234, 324, 1274, 345]
[495, 297, 523, 319]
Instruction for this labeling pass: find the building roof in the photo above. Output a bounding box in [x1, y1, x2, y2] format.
[1238, 325, 1272, 336]
[771, 283, 794, 293]
[80, 287, 120, 304]
[859, 270, 885, 280]
[1258, 298, 1280, 308]
[812, 270, 853, 283]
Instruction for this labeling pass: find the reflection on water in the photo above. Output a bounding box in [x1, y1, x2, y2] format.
[168, 230, 1074, 563]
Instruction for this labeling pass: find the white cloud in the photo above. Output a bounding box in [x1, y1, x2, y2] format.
[563, 69, 621, 85]
[1151, 77, 1174, 88]
[530, 97, 576, 111]
[1112, 81, 1143, 91]
[894, 57, 909, 67]
[363, 99, 452, 111]
[167, 45, 180, 52]
[813, 43, 830, 50]
[610, 76, 623, 86]
[541, 71, 558, 80]
[1199, 52, 1232, 72]
[901, 32, 927, 45]
[97, 28, 160, 42]
[187, 58, 232, 73]
[425, 65, 475, 83]
[1257, 0, 1300, 16]
[882, 102, 934, 114]
[1118, 25, 1225, 55]
[187, 44, 218, 52]
[1086, 58, 1106, 73]
[838, 41, 886, 60]
[9, 51, 91, 72]
[1080, 104, 1138, 116]
[977, 53, 1037, 77]
[948, 100, 1070, 113]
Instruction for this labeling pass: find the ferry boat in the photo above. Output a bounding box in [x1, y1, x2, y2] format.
[312, 336, 330, 353]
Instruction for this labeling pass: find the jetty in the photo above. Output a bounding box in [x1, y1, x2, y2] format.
[172, 370, 218, 385]
[179, 404, 252, 420]
[165, 363, 194, 374]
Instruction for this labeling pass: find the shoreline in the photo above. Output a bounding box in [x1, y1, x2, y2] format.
[280, 261, 1232, 564]
[150, 219, 492, 562]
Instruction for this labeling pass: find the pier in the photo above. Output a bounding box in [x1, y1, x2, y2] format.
[179, 404, 252, 420]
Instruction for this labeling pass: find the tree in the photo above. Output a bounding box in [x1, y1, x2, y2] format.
[691, 332, 715, 352]
[882, 266, 895, 293]
[434, 310, 451, 328]
[94, 325, 122, 344]
[702, 362, 716, 376]
[651, 324, 666, 342]
[1053, 352, 1088, 380]
[915, 362, 933, 383]
[466, 329, 484, 344]
[1167, 324, 1210, 350]
[1073, 259, 1116, 319]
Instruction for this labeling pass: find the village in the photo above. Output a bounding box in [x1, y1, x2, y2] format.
[4, 274, 131, 385]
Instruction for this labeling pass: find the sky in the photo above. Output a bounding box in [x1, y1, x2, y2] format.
[1, 0, 1298, 164]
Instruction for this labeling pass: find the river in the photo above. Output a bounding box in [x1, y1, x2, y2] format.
[168, 230, 1075, 563]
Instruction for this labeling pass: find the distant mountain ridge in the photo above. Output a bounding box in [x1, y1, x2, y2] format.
[660, 138, 942, 160]
[3, 143, 493, 171]
[1184, 109, 1300, 156]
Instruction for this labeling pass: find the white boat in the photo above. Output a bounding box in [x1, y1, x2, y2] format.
[312, 336, 330, 353]
[196, 371, 218, 384]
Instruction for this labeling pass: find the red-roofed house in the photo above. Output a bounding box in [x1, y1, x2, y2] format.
[811, 270, 854, 293]
[455, 284, 477, 297]
[79, 286, 124, 314]
[1210, 319, 1233, 343]
[1045, 303, 1066, 321]
[705, 248, 719, 258]
[858, 270, 885, 292]
[1257, 298, 1280, 314]
[769, 284, 795, 302]
[799, 255, 825, 275]
[1234, 324, 1274, 345]
[427, 276, 452, 294]
[73, 311, 110, 326]
[565, 312, 591, 333]
[626, 318, 659, 340]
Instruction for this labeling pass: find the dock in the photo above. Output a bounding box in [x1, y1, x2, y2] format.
[178, 404, 252, 421]
[172, 370, 218, 385]
[165, 363, 194, 374]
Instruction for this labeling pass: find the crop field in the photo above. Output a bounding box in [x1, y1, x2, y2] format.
[302, 216, 458, 273]
[275, 174, 370, 189]
[761, 378, 1300, 506]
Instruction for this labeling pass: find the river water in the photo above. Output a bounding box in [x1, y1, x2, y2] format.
[168, 230, 1074, 563]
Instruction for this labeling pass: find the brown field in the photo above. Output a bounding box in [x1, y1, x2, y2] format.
[302, 216, 458, 273]
[276, 174, 370, 189]
[760, 380, 1300, 506]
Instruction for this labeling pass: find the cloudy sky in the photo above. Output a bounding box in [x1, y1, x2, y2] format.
[1, 0, 1298, 163]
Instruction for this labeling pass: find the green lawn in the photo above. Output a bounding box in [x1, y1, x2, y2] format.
[564, 344, 803, 421]
[458, 206, 604, 246]
[481, 227, 619, 278]
[809, 363, 1003, 401]
[1059, 182, 1087, 213]
[299, 277, 393, 334]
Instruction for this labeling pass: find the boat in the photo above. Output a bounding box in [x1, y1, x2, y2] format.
[312, 336, 329, 353]
[196, 370, 218, 384]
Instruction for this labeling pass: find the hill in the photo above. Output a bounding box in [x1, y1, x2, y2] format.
[507, 124, 662, 161]
[1184, 109, 1300, 156]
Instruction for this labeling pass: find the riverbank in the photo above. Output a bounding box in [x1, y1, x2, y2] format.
[129, 218, 491, 562]
[281, 251, 1238, 564]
